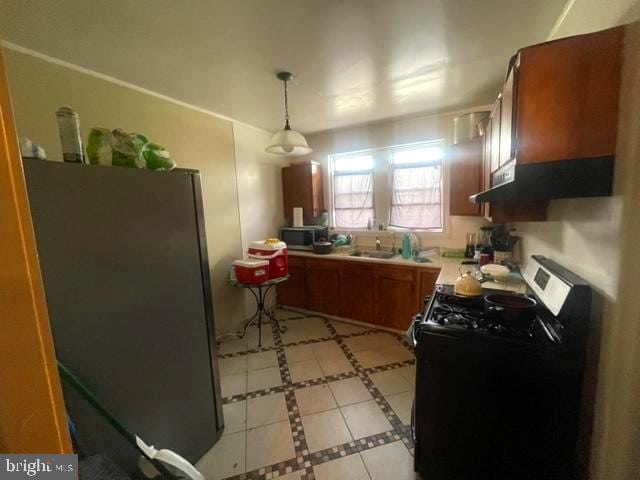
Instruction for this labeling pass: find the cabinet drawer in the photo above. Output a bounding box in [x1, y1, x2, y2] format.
[341, 261, 376, 276]
[376, 265, 416, 282]
[305, 258, 339, 271]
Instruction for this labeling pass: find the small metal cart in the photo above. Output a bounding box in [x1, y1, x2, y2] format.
[229, 275, 289, 347]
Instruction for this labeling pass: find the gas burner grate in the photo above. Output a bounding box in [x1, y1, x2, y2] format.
[431, 305, 484, 329]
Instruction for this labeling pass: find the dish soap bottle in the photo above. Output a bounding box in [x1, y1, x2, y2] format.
[402, 233, 412, 259]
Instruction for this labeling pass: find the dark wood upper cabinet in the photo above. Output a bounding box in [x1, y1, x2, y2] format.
[515, 26, 623, 165]
[449, 137, 482, 216]
[473, 25, 624, 209]
[282, 162, 324, 222]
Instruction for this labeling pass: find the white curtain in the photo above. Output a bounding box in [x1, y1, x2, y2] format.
[333, 172, 374, 228]
[390, 165, 442, 229]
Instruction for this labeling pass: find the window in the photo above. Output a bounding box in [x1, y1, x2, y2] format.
[389, 144, 443, 230]
[330, 141, 444, 230]
[331, 153, 374, 229]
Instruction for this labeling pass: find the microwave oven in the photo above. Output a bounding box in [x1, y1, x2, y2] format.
[280, 226, 329, 251]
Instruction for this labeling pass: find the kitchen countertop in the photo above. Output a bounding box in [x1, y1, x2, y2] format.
[288, 249, 526, 294]
[436, 261, 527, 294]
[288, 248, 450, 269]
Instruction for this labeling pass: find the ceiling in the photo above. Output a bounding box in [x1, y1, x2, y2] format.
[0, 0, 566, 134]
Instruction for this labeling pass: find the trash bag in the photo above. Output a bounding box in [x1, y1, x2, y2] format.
[86, 128, 175, 171]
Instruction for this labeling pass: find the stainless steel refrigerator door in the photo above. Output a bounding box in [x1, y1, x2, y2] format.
[24, 159, 222, 473]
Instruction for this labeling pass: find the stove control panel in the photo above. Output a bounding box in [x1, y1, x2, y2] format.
[522, 257, 571, 316]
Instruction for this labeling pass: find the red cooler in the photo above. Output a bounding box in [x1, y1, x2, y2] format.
[233, 259, 270, 284]
[248, 239, 288, 279]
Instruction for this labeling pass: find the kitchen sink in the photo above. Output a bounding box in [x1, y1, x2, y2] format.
[350, 250, 396, 259]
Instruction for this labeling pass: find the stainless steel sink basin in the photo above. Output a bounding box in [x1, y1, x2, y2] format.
[350, 250, 396, 259]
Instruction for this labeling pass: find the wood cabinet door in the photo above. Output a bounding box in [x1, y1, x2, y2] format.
[482, 118, 493, 221]
[499, 63, 516, 168]
[282, 165, 312, 221]
[418, 269, 441, 311]
[516, 26, 623, 165]
[282, 163, 324, 221]
[490, 97, 501, 175]
[375, 265, 419, 331]
[305, 259, 340, 315]
[339, 262, 375, 323]
[310, 163, 324, 217]
[277, 257, 306, 308]
[449, 138, 482, 216]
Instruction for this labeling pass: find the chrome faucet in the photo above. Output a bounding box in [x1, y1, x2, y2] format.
[376, 237, 382, 251]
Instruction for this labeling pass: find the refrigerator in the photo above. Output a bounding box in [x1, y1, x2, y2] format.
[23, 158, 224, 473]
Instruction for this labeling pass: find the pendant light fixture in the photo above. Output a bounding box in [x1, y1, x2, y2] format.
[265, 71, 312, 156]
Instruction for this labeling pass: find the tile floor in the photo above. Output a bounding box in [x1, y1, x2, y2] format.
[198, 309, 417, 480]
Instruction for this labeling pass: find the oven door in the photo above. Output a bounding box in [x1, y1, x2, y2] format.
[280, 228, 314, 250]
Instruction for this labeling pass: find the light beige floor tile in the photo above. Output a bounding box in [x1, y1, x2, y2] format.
[331, 321, 372, 335]
[295, 384, 337, 416]
[340, 400, 392, 439]
[247, 366, 282, 392]
[247, 350, 279, 370]
[285, 344, 316, 363]
[278, 471, 303, 480]
[343, 333, 399, 352]
[280, 324, 307, 344]
[221, 373, 247, 397]
[288, 359, 324, 383]
[217, 337, 248, 355]
[360, 441, 417, 480]
[369, 369, 412, 395]
[385, 391, 413, 425]
[311, 340, 344, 360]
[301, 409, 353, 453]
[247, 392, 288, 428]
[222, 400, 246, 435]
[351, 349, 386, 368]
[196, 431, 245, 480]
[328, 377, 372, 406]
[313, 454, 370, 480]
[246, 327, 275, 349]
[299, 318, 331, 340]
[396, 365, 416, 387]
[317, 355, 354, 376]
[353, 345, 413, 368]
[246, 420, 295, 471]
[219, 356, 248, 376]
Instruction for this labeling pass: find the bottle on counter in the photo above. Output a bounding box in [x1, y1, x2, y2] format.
[56, 106, 85, 164]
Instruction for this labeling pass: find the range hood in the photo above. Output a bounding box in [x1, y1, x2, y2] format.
[469, 156, 615, 204]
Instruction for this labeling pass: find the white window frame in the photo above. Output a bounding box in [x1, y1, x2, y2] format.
[328, 140, 445, 232]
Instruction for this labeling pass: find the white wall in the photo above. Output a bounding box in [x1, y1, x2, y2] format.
[513, 1, 640, 478]
[2, 46, 248, 336]
[233, 124, 287, 315]
[303, 107, 492, 251]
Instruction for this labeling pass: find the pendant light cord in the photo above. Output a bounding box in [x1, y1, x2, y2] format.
[283, 79, 291, 130]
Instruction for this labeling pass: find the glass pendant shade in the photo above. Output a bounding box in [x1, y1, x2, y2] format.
[265, 71, 312, 156]
[265, 127, 312, 156]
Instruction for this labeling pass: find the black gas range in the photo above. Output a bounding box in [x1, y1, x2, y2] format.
[412, 255, 592, 480]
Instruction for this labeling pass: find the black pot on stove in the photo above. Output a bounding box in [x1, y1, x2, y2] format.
[484, 293, 537, 329]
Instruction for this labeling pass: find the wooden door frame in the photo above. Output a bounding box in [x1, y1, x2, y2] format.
[0, 49, 71, 453]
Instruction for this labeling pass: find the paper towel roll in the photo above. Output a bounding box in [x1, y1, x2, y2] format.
[293, 207, 303, 227]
